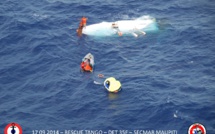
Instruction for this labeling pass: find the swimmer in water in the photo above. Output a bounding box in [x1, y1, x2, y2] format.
[106, 80, 110, 88]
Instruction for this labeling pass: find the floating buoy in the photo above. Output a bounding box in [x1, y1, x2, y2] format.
[104, 77, 121, 93]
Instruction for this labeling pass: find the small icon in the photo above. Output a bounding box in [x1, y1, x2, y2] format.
[188, 123, 206, 134]
[4, 122, 22, 134]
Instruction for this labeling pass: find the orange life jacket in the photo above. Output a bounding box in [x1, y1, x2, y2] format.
[81, 17, 87, 24]
[81, 61, 92, 71]
[84, 63, 92, 71]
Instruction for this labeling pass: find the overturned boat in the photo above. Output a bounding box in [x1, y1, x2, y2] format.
[82, 15, 158, 37]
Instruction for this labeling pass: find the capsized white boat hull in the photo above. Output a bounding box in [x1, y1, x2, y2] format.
[82, 16, 158, 36]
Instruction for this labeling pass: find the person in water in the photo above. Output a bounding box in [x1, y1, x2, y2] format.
[81, 58, 93, 72]
[77, 24, 84, 36]
[106, 80, 110, 88]
[77, 16, 87, 36]
[112, 22, 122, 36]
[80, 16, 88, 28]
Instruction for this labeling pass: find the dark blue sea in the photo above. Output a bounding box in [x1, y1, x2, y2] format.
[1, 0, 215, 133]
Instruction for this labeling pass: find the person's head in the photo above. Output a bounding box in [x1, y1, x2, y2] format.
[87, 59, 90, 63]
[106, 80, 110, 85]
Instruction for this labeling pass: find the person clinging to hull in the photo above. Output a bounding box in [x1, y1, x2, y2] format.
[76, 16, 88, 36]
[80, 16, 88, 28]
[77, 24, 83, 36]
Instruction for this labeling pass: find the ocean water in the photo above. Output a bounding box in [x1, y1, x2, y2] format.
[0, 0, 215, 133]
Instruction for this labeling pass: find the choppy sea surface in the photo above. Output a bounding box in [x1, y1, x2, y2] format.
[1, 0, 215, 133]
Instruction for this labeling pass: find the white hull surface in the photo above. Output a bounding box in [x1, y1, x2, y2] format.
[82, 16, 158, 36]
